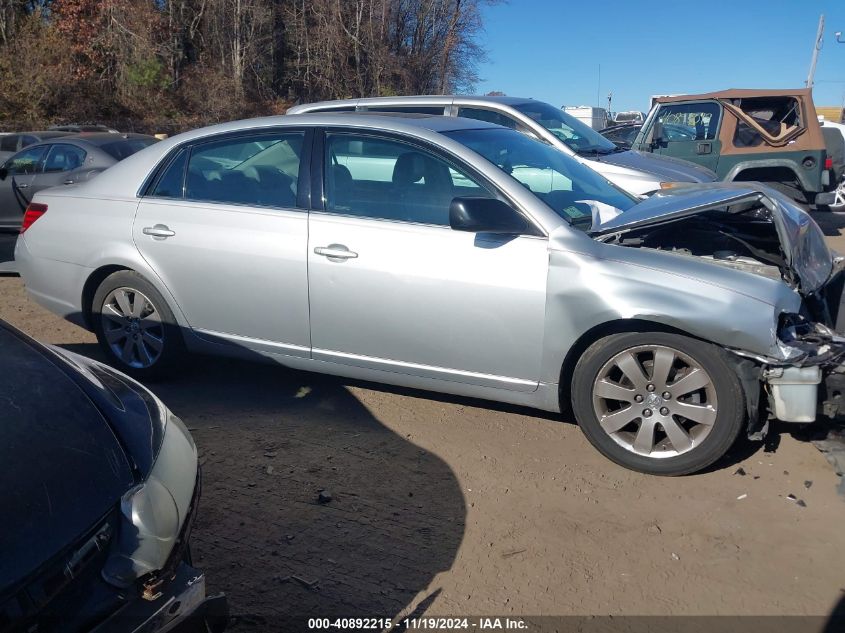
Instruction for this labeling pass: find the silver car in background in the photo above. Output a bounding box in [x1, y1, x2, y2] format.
[15, 113, 845, 475]
[287, 96, 718, 196]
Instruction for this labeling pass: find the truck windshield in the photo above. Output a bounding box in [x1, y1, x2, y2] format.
[445, 127, 636, 230]
[514, 101, 618, 155]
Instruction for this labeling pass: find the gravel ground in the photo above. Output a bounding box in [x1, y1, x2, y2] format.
[3, 213, 845, 630]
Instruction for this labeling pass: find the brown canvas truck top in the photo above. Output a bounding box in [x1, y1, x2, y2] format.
[654, 88, 825, 155]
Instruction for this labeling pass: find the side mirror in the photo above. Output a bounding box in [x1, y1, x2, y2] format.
[650, 121, 665, 148]
[0, 167, 7, 181]
[449, 197, 529, 234]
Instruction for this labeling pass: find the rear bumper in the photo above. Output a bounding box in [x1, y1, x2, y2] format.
[14, 235, 90, 328]
[91, 563, 228, 633]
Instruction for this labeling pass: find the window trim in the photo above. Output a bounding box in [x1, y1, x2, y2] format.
[140, 127, 313, 211]
[314, 127, 545, 236]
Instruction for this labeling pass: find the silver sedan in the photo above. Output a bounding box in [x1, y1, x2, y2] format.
[15, 113, 845, 475]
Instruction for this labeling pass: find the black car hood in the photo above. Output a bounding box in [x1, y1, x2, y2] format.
[0, 328, 134, 594]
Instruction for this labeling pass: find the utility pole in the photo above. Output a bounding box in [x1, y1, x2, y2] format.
[806, 14, 825, 89]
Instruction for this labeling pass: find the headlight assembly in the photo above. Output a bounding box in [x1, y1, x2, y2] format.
[102, 412, 198, 589]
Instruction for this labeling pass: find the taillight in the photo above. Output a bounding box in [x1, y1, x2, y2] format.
[20, 202, 47, 234]
[825, 157, 833, 170]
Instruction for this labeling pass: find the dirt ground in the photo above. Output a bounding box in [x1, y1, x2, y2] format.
[3, 215, 845, 630]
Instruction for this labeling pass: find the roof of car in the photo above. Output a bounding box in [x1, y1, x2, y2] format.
[289, 95, 537, 113]
[284, 112, 499, 133]
[656, 88, 813, 103]
[16, 130, 74, 139]
[69, 132, 155, 146]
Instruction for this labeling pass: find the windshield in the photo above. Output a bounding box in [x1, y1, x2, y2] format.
[513, 101, 618, 155]
[445, 127, 637, 230]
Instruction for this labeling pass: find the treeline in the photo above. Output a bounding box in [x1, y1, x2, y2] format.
[0, 0, 494, 133]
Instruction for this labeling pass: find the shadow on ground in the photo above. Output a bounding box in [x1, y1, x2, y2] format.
[62, 343, 466, 631]
[810, 210, 845, 237]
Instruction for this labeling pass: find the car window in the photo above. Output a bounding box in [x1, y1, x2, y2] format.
[656, 102, 720, 141]
[324, 133, 494, 225]
[100, 138, 157, 161]
[6, 145, 47, 175]
[457, 107, 519, 130]
[445, 127, 636, 230]
[150, 149, 188, 198]
[513, 102, 618, 154]
[0, 135, 18, 152]
[730, 96, 803, 148]
[20, 135, 38, 147]
[43, 144, 87, 173]
[362, 106, 447, 115]
[184, 132, 304, 208]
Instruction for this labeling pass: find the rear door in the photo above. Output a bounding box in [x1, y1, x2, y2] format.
[307, 130, 548, 390]
[30, 143, 89, 194]
[649, 101, 722, 171]
[0, 144, 46, 228]
[133, 129, 312, 356]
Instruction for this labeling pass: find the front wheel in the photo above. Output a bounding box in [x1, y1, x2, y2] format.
[571, 332, 745, 475]
[92, 270, 184, 380]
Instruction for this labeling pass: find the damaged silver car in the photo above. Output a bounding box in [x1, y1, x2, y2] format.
[15, 114, 845, 475]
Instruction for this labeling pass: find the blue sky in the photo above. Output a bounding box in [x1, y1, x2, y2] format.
[476, 0, 845, 114]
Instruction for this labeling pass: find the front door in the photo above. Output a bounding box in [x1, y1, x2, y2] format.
[307, 131, 548, 391]
[649, 101, 722, 172]
[132, 130, 312, 357]
[0, 145, 46, 229]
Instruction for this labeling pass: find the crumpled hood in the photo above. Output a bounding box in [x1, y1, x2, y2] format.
[590, 183, 835, 295]
[593, 149, 717, 183]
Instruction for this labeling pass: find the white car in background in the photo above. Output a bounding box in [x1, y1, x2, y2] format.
[287, 96, 717, 197]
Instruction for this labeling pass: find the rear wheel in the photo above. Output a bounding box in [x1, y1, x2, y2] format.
[571, 332, 745, 475]
[92, 270, 184, 380]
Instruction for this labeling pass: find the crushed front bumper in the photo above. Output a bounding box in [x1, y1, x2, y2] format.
[91, 563, 228, 633]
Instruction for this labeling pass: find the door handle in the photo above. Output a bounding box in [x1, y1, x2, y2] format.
[16, 183, 28, 189]
[143, 224, 176, 239]
[314, 244, 358, 261]
[696, 142, 712, 155]
[63, 179, 74, 185]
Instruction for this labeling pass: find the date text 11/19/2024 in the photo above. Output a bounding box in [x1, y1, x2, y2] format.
[307, 617, 529, 630]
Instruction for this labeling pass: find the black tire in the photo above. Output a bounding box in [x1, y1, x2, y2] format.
[764, 181, 808, 206]
[92, 270, 184, 380]
[571, 332, 745, 476]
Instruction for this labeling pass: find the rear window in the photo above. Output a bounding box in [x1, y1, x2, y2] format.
[0, 135, 18, 152]
[100, 138, 157, 161]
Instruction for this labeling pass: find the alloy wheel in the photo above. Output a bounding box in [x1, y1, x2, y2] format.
[591, 345, 718, 458]
[100, 287, 165, 369]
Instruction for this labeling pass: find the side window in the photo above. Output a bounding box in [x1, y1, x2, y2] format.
[185, 132, 304, 208]
[324, 133, 494, 225]
[731, 97, 803, 148]
[457, 107, 519, 130]
[7, 146, 47, 175]
[150, 149, 188, 198]
[43, 144, 87, 173]
[656, 102, 721, 141]
[363, 106, 447, 115]
[0, 135, 18, 153]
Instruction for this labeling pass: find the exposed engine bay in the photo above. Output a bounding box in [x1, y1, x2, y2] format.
[591, 189, 845, 428]
[598, 203, 787, 285]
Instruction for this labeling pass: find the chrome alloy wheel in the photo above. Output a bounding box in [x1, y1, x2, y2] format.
[101, 287, 164, 368]
[591, 345, 718, 458]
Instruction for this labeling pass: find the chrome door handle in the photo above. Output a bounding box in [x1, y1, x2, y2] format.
[16, 183, 28, 189]
[63, 179, 74, 185]
[314, 244, 358, 261]
[143, 224, 175, 239]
